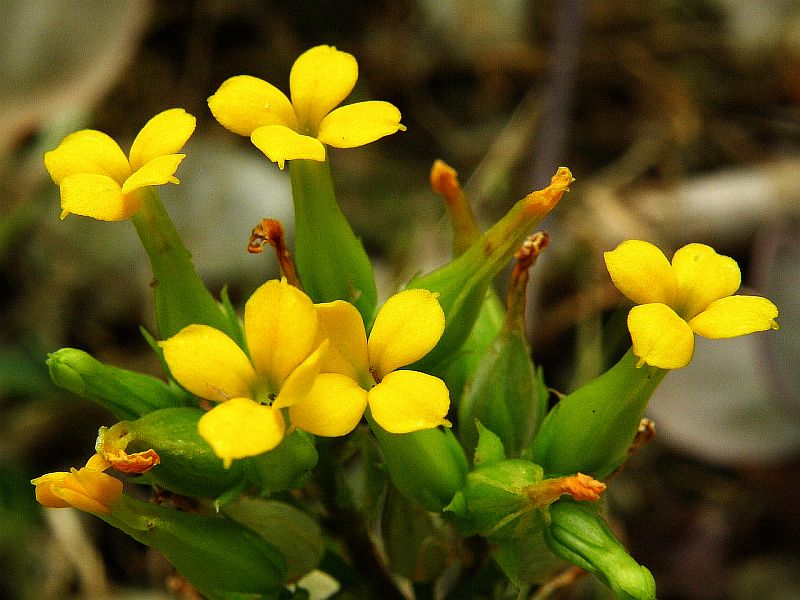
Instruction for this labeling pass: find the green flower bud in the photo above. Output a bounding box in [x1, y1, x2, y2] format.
[545, 499, 656, 600]
[244, 430, 319, 494]
[290, 159, 377, 322]
[47, 348, 191, 420]
[446, 426, 605, 541]
[408, 168, 572, 372]
[101, 407, 245, 498]
[531, 349, 667, 478]
[130, 188, 238, 340]
[370, 418, 468, 513]
[106, 495, 287, 597]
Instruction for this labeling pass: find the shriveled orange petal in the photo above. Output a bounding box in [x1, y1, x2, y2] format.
[208, 75, 298, 136]
[44, 129, 130, 185]
[318, 101, 405, 148]
[250, 125, 326, 169]
[628, 303, 695, 369]
[604, 240, 678, 306]
[160, 324, 257, 402]
[289, 373, 369, 436]
[368, 289, 445, 379]
[290, 45, 358, 132]
[689, 295, 779, 338]
[273, 340, 328, 409]
[197, 398, 286, 467]
[59, 173, 139, 221]
[672, 243, 741, 319]
[121, 154, 186, 194]
[368, 370, 451, 433]
[128, 108, 196, 172]
[244, 280, 318, 387]
[315, 300, 369, 382]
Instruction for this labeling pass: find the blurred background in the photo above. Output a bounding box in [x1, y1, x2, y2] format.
[1, 1, 798, 598]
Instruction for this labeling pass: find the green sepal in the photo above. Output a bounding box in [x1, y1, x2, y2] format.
[223, 497, 325, 582]
[104, 495, 287, 597]
[459, 322, 542, 459]
[369, 417, 468, 513]
[408, 168, 572, 371]
[545, 499, 656, 600]
[116, 407, 245, 498]
[438, 288, 505, 404]
[46, 348, 192, 420]
[130, 188, 233, 340]
[531, 349, 667, 478]
[244, 430, 319, 494]
[382, 484, 457, 582]
[289, 159, 377, 322]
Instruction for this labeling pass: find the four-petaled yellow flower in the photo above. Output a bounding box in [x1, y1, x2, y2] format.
[31, 454, 123, 514]
[289, 289, 451, 437]
[208, 45, 406, 169]
[44, 108, 196, 221]
[605, 240, 779, 369]
[160, 279, 327, 467]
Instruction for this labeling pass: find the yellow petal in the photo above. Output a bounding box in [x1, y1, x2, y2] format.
[318, 101, 405, 148]
[208, 75, 297, 136]
[289, 373, 369, 436]
[273, 340, 328, 409]
[244, 280, 318, 387]
[628, 303, 695, 369]
[368, 289, 445, 378]
[689, 295, 779, 338]
[290, 45, 358, 131]
[250, 125, 326, 169]
[32, 468, 122, 514]
[198, 398, 286, 467]
[127, 108, 196, 172]
[160, 324, 257, 402]
[368, 370, 451, 433]
[604, 240, 678, 306]
[32, 472, 72, 508]
[44, 129, 130, 185]
[121, 154, 186, 194]
[315, 300, 369, 381]
[672, 243, 741, 319]
[59, 173, 140, 221]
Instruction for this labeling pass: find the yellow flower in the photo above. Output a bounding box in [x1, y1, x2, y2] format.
[160, 279, 327, 467]
[44, 108, 195, 221]
[208, 45, 405, 169]
[31, 454, 122, 514]
[605, 240, 779, 369]
[289, 289, 451, 436]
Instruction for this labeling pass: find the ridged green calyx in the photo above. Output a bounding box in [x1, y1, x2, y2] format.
[531, 349, 667, 478]
[290, 159, 377, 321]
[99, 407, 245, 498]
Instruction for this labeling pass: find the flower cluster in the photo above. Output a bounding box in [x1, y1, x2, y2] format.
[160, 279, 450, 467]
[33, 44, 780, 600]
